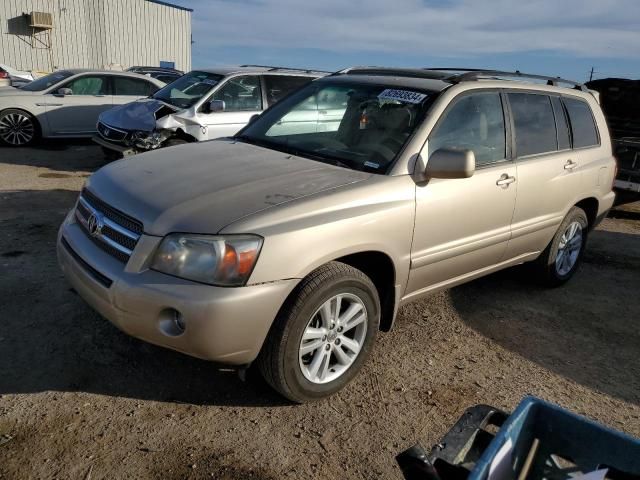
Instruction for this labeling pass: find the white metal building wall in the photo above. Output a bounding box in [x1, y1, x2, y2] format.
[0, 0, 192, 73]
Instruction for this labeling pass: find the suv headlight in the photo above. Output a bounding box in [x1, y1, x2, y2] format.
[151, 234, 263, 286]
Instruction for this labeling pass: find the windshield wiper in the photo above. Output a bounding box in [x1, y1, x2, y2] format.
[237, 134, 370, 171]
[236, 135, 355, 169]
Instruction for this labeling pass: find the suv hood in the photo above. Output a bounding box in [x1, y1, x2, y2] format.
[86, 139, 371, 236]
[99, 98, 178, 132]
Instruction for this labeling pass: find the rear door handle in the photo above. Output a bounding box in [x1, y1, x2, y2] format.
[496, 174, 516, 186]
[564, 159, 578, 170]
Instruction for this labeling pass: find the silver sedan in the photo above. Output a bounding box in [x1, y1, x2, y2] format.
[0, 69, 165, 147]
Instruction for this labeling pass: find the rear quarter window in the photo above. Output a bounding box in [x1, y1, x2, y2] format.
[563, 97, 599, 148]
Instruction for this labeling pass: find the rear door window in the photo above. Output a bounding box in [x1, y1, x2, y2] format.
[563, 97, 599, 148]
[264, 75, 314, 106]
[508, 93, 557, 157]
[114, 77, 156, 96]
[429, 91, 506, 166]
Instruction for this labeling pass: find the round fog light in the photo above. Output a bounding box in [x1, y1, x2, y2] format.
[159, 308, 186, 337]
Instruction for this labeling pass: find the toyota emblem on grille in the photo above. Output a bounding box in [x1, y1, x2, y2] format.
[87, 212, 104, 238]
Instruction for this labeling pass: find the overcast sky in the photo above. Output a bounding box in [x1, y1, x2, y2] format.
[170, 0, 640, 81]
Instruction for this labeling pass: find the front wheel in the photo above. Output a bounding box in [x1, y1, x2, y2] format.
[0, 109, 39, 147]
[532, 206, 589, 286]
[258, 262, 380, 403]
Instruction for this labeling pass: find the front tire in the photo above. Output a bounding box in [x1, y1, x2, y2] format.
[258, 262, 380, 403]
[0, 109, 39, 147]
[532, 206, 589, 286]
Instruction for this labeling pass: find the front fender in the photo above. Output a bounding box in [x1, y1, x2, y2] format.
[221, 175, 416, 294]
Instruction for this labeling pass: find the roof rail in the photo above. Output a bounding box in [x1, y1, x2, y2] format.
[426, 68, 587, 91]
[239, 64, 330, 74]
[333, 66, 449, 80]
[335, 66, 588, 91]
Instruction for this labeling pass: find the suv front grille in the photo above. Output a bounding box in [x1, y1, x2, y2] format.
[75, 190, 143, 263]
[97, 121, 128, 143]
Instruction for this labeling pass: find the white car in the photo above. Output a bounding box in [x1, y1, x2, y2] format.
[94, 66, 327, 156]
[0, 64, 35, 88]
[0, 70, 165, 147]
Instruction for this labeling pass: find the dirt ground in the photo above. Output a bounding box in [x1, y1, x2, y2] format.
[0, 140, 639, 479]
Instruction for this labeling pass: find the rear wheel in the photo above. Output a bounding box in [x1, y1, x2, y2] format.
[258, 262, 380, 403]
[0, 109, 39, 147]
[532, 206, 589, 286]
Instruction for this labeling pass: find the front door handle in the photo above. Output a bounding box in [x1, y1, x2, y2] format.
[564, 159, 578, 170]
[496, 174, 516, 186]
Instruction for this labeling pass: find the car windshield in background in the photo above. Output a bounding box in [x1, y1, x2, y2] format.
[152, 71, 223, 108]
[238, 82, 432, 173]
[20, 71, 74, 91]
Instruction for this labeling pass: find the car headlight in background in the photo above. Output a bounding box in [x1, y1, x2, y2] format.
[151, 234, 263, 286]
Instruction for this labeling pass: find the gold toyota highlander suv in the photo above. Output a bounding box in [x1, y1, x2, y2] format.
[58, 67, 617, 402]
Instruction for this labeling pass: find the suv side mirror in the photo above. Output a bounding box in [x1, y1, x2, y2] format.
[206, 99, 225, 113]
[426, 148, 475, 179]
[249, 113, 260, 124]
[57, 87, 73, 96]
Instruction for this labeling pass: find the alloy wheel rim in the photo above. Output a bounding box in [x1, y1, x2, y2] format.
[298, 293, 368, 384]
[0, 113, 34, 145]
[555, 221, 583, 276]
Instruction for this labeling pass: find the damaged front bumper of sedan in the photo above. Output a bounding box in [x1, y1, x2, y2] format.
[93, 99, 203, 156]
[93, 121, 174, 156]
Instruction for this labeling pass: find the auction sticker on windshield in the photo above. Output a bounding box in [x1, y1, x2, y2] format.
[378, 89, 427, 104]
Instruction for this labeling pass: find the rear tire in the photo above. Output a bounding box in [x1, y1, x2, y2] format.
[258, 262, 380, 403]
[0, 109, 39, 147]
[532, 206, 589, 287]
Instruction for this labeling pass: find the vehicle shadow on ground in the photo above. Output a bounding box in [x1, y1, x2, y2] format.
[0, 139, 111, 172]
[0, 189, 288, 407]
[449, 227, 640, 405]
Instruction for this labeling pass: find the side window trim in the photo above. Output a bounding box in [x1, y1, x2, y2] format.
[427, 88, 511, 169]
[550, 95, 572, 152]
[259, 75, 268, 111]
[499, 89, 514, 162]
[560, 94, 601, 150]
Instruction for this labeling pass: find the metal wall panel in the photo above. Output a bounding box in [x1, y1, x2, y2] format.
[0, 0, 191, 73]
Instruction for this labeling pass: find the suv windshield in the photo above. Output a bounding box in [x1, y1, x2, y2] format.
[152, 71, 223, 109]
[20, 71, 74, 91]
[237, 81, 432, 173]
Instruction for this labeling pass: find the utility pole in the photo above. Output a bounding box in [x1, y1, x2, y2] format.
[589, 67, 595, 82]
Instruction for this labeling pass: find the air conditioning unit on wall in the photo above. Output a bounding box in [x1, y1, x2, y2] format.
[28, 12, 53, 29]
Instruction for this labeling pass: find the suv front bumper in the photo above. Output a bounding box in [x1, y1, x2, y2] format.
[57, 211, 297, 364]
